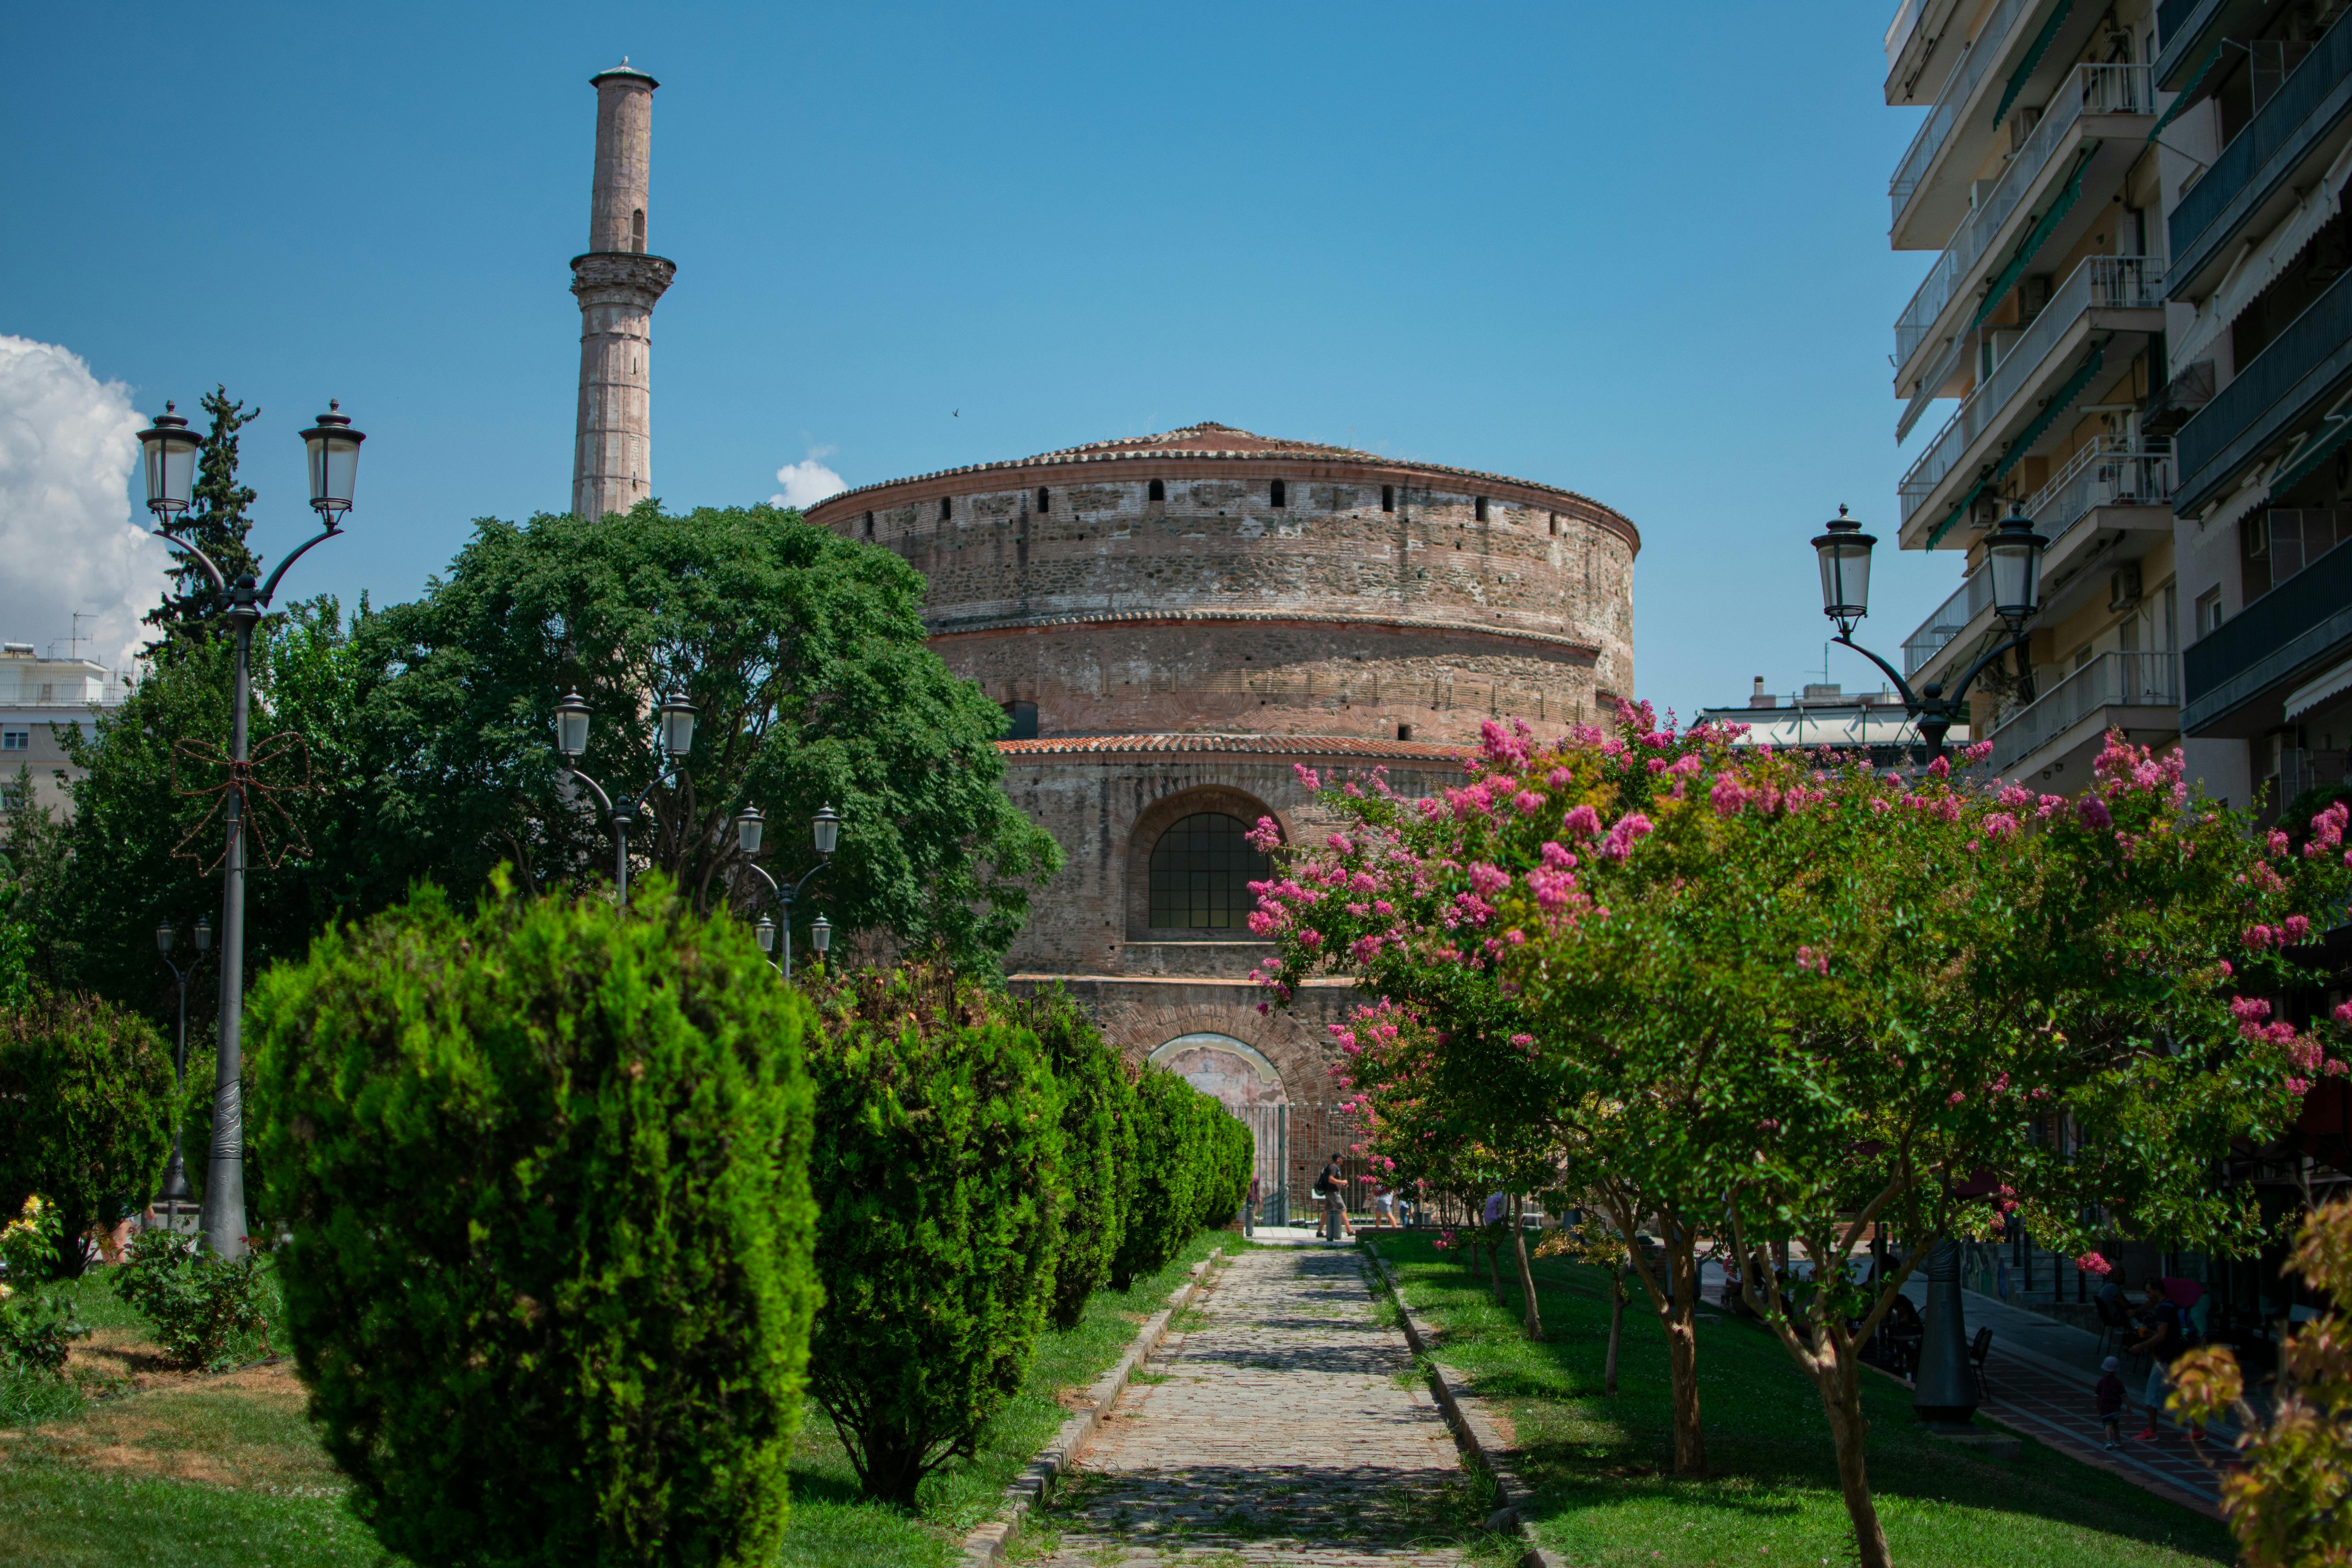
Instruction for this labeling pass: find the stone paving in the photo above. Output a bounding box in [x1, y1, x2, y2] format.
[1024, 1245, 1478, 1566]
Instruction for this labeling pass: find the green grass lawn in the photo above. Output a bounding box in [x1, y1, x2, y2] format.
[0, 1234, 1234, 1568]
[1366, 1232, 2232, 1568]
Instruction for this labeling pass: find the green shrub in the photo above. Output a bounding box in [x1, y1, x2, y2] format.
[1011, 986, 1134, 1330]
[109, 1228, 274, 1370]
[0, 991, 174, 1276]
[1111, 1067, 1205, 1289]
[802, 965, 1065, 1506]
[249, 875, 818, 1568]
[0, 1196, 88, 1374]
[1194, 1105, 1252, 1230]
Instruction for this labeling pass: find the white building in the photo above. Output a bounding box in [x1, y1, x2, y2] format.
[0, 643, 132, 817]
[1696, 677, 1959, 767]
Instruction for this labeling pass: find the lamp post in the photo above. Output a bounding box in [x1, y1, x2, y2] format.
[733, 805, 839, 979]
[552, 688, 696, 908]
[137, 400, 364, 1260]
[1809, 502, 2048, 762]
[1807, 502, 2047, 1430]
[150, 915, 211, 1230]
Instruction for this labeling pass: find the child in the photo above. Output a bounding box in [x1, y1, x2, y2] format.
[2096, 1355, 2125, 1450]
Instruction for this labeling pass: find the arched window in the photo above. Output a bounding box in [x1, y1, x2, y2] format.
[1149, 813, 1272, 930]
[631, 209, 645, 252]
[1270, 479, 1287, 508]
[1148, 478, 1166, 502]
[1037, 486, 1051, 512]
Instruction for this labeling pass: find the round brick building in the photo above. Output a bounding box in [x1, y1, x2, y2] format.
[805, 422, 1639, 1216]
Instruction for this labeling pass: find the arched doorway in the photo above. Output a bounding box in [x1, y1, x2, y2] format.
[1149, 1032, 1290, 1224]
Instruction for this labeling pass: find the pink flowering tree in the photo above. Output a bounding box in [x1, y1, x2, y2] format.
[1256, 707, 2348, 1568]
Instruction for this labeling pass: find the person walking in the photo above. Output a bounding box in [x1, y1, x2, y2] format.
[1245, 1173, 1261, 1238]
[2095, 1355, 2125, 1449]
[2129, 1280, 2200, 1441]
[1316, 1154, 1352, 1243]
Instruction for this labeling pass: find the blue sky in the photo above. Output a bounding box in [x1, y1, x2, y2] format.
[2, 1, 1945, 718]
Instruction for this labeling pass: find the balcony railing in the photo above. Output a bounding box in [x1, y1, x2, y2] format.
[2176, 265, 2352, 509]
[2169, 11, 2352, 285]
[1989, 650, 2180, 773]
[2027, 435, 2176, 551]
[1895, 65, 2156, 370]
[1889, 0, 2035, 228]
[1900, 256, 2163, 524]
[1903, 568, 1993, 677]
[2185, 524, 2352, 728]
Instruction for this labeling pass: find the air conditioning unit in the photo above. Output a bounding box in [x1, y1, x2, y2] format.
[2109, 564, 2143, 611]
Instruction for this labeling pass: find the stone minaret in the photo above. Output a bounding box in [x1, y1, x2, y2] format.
[570, 60, 675, 521]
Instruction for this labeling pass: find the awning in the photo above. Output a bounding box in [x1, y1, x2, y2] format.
[1925, 477, 1991, 550]
[2269, 406, 2352, 497]
[1995, 0, 2075, 130]
[2150, 39, 2227, 140]
[1922, 343, 2107, 549]
[2285, 653, 2352, 719]
[1971, 149, 2095, 331]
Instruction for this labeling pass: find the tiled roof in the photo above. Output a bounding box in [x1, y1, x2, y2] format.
[995, 732, 1472, 762]
[928, 606, 1600, 655]
[804, 421, 1637, 548]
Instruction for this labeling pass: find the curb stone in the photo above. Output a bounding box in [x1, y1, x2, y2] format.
[1361, 1241, 1570, 1568]
[958, 1246, 1226, 1568]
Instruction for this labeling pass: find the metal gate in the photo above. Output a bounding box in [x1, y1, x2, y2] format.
[1227, 1103, 1291, 1227]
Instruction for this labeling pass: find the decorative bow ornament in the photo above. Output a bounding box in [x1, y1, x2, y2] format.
[170, 733, 314, 871]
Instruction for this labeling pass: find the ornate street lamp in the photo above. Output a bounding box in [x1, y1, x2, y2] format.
[733, 806, 841, 980]
[552, 689, 697, 907]
[138, 401, 363, 1261]
[149, 915, 210, 1229]
[1806, 502, 2046, 762]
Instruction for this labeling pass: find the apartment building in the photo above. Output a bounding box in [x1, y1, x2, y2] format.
[1694, 677, 1959, 766]
[2156, 0, 2352, 822]
[1885, 0, 2178, 794]
[0, 644, 132, 818]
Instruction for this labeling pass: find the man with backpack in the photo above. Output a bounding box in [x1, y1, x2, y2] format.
[1314, 1154, 1352, 1242]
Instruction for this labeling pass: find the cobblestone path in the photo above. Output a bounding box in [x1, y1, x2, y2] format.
[1978, 1352, 2225, 1517]
[1026, 1246, 1478, 1566]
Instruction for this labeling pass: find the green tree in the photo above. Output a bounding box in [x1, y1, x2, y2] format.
[0, 990, 175, 1275]
[144, 387, 262, 641]
[355, 501, 1060, 971]
[1011, 985, 1136, 1329]
[801, 965, 1065, 1504]
[250, 873, 818, 1568]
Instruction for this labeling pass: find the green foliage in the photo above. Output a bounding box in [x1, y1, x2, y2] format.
[1010, 986, 1135, 1329]
[249, 873, 819, 1568]
[0, 991, 174, 1277]
[145, 386, 263, 639]
[801, 965, 1066, 1505]
[355, 501, 1061, 971]
[0, 1197, 89, 1375]
[107, 1229, 272, 1371]
[1195, 1103, 1252, 1229]
[0, 843, 36, 1012]
[1110, 1067, 1245, 1290]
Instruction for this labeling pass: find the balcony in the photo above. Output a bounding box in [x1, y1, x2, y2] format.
[1898, 256, 2165, 541]
[1893, 64, 2156, 393]
[2174, 266, 2352, 514]
[1989, 650, 2180, 777]
[2168, 12, 2352, 299]
[1887, 0, 2040, 243]
[2184, 514, 2352, 735]
[1904, 568, 1993, 678]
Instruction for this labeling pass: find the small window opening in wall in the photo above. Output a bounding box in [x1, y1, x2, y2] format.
[1396, 723, 1414, 742]
[1381, 485, 1395, 512]
[1148, 478, 1165, 502]
[1475, 496, 1490, 523]
[863, 511, 875, 537]
[1548, 512, 1559, 536]
[631, 209, 645, 252]
[1036, 486, 1051, 512]
[1270, 479, 1287, 508]
[939, 497, 953, 521]
[1002, 700, 1039, 740]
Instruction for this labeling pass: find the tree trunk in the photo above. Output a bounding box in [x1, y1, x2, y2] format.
[1663, 1221, 1708, 1476]
[1604, 1267, 1624, 1396]
[1817, 1339, 1892, 1568]
[1511, 1195, 1544, 1340]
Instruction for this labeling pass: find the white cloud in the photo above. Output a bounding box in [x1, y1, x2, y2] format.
[770, 452, 847, 511]
[0, 337, 166, 671]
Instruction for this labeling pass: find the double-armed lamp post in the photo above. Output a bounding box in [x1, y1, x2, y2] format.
[151, 915, 212, 1229]
[553, 689, 697, 909]
[735, 805, 839, 979]
[137, 401, 365, 1260]
[1809, 501, 2049, 762]
[1805, 499, 2049, 1430]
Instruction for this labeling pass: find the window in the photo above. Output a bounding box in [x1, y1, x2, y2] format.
[1396, 723, 1414, 741]
[1269, 479, 1287, 508]
[1475, 496, 1490, 523]
[0, 728, 26, 752]
[1036, 486, 1051, 513]
[864, 510, 875, 537]
[1002, 700, 1038, 740]
[2196, 587, 2223, 637]
[1148, 813, 1272, 930]
[0, 784, 18, 812]
[1548, 512, 1559, 537]
[1381, 485, 1395, 512]
[939, 497, 953, 521]
[631, 209, 645, 252]
[1147, 478, 1165, 502]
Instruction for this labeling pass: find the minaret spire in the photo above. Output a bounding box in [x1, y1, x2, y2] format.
[571, 60, 674, 521]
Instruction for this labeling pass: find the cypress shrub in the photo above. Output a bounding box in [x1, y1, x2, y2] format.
[802, 965, 1065, 1505]
[0, 990, 174, 1276]
[1010, 986, 1134, 1329]
[1110, 1067, 1205, 1289]
[249, 876, 818, 1568]
[1194, 1103, 1253, 1230]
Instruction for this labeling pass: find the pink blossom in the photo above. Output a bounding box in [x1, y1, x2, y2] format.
[1961, 740, 1995, 764]
[1984, 813, 2020, 837]
[1948, 1091, 1966, 1106]
[1998, 784, 2034, 810]
[2245, 924, 2279, 951]
[1294, 764, 1321, 790]
[1710, 774, 1751, 817]
[1928, 755, 1951, 778]
[1540, 841, 1577, 870]
[1527, 866, 1577, 910]
[1795, 945, 1829, 975]
[2076, 1252, 2113, 1277]
[1513, 789, 1547, 815]
[1599, 811, 1654, 861]
[2269, 829, 2292, 857]
[2335, 1000, 2352, 1027]
[1562, 804, 1602, 838]
[1510, 1033, 1535, 1049]
[1546, 766, 1574, 787]
[1466, 862, 1511, 898]
[1298, 929, 1322, 951]
[2286, 915, 2313, 942]
[2288, 1076, 2313, 1096]
[2078, 796, 2112, 831]
[1246, 816, 1283, 852]
[2232, 996, 2273, 1022]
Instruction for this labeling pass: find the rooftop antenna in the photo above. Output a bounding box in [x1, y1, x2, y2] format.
[51, 612, 94, 662]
